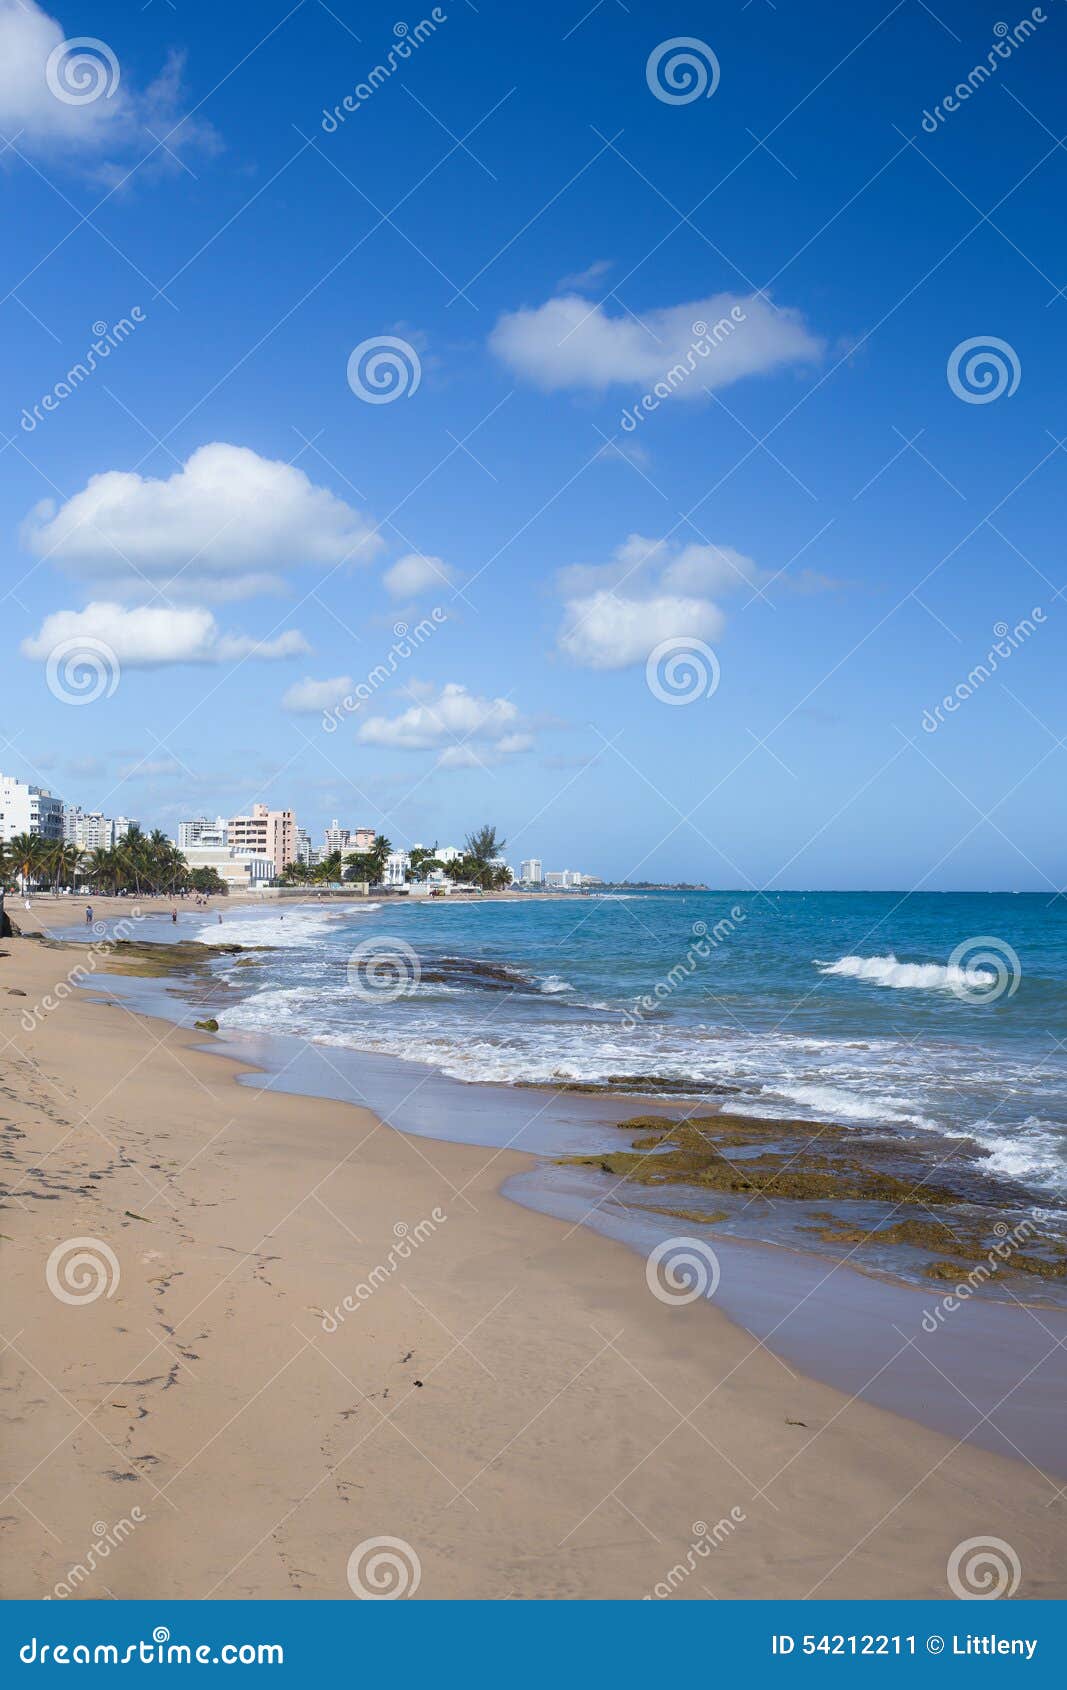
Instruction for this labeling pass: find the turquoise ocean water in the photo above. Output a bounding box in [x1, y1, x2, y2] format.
[199, 889, 1067, 1201]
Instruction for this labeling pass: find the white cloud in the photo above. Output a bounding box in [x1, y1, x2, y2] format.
[438, 733, 533, 770]
[382, 552, 453, 599]
[358, 682, 531, 767]
[557, 533, 759, 598]
[0, 0, 217, 173]
[558, 591, 724, 671]
[490, 291, 821, 396]
[22, 442, 383, 599]
[282, 675, 353, 713]
[556, 259, 613, 291]
[21, 602, 309, 668]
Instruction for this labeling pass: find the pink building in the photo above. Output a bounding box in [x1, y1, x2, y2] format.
[228, 803, 297, 872]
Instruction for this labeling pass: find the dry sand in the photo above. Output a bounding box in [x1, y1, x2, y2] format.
[1, 908, 1063, 1600]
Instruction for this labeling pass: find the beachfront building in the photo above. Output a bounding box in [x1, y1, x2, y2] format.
[295, 828, 317, 867]
[545, 870, 584, 889]
[178, 815, 229, 849]
[352, 826, 376, 851]
[436, 845, 462, 865]
[383, 850, 411, 888]
[0, 774, 65, 843]
[519, 858, 543, 885]
[323, 819, 349, 855]
[229, 803, 297, 871]
[181, 845, 275, 889]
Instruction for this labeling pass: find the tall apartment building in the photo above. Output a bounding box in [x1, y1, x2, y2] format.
[295, 828, 316, 866]
[323, 819, 349, 855]
[0, 774, 64, 843]
[178, 816, 229, 849]
[228, 803, 296, 872]
[352, 827, 376, 851]
[519, 858, 543, 885]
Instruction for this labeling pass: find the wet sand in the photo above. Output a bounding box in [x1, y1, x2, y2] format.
[1, 919, 1064, 1599]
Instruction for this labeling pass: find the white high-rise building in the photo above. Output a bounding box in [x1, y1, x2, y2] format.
[519, 858, 543, 885]
[324, 819, 350, 855]
[0, 774, 64, 843]
[178, 816, 228, 849]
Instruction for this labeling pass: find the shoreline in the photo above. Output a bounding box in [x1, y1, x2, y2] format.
[17, 895, 1067, 1465]
[2, 910, 1065, 1597]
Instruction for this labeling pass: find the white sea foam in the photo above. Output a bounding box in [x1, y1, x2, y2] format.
[538, 975, 575, 994]
[193, 904, 374, 950]
[816, 953, 996, 991]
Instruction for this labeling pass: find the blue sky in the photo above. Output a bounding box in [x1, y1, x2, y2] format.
[1, 0, 1065, 889]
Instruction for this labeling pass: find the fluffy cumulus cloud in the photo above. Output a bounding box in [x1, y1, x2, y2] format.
[489, 292, 821, 397]
[282, 675, 353, 713]
[558, 591, 724, 671]
[555, 533, 761, 672]
[358, 682, 532, 768]
[21, 443, 383, 600]
[0, 0, 218, 175]
[382, 552, 453, 599]
[21, 602, 309, 668]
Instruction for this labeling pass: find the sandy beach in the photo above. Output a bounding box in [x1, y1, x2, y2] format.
[1, 903, 1064, 1601]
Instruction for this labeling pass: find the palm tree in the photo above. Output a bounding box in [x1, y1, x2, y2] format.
[7, 832, 47, 893]
[314, 850, 343, 885]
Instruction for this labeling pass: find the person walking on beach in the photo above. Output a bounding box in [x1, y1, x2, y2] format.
[171, 908, 178, 924]
[85, 905, 93, 926]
